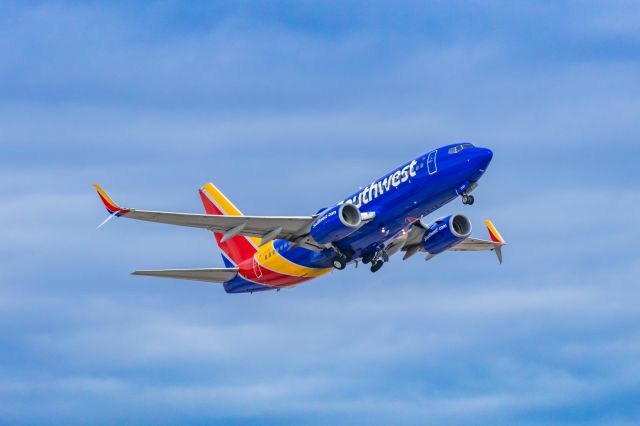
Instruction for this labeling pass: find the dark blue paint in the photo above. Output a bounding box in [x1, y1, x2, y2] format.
[226, 143, 493, 293]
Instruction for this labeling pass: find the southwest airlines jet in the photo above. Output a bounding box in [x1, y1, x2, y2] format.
[94, 143, 505, 294]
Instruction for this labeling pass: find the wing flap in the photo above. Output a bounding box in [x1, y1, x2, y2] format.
[124, 209, 313, 238]
[131, 268, 239, 283]
[449, 237, 503, 251]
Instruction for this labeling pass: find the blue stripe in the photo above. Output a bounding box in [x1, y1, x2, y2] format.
[221, 253, 236, 268]
[219, 252, 272, 293]
[223, 274, 273, 294]
[272, 239, 333, 269]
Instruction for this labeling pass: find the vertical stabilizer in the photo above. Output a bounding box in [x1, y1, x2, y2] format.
[198, 183, 259, 266]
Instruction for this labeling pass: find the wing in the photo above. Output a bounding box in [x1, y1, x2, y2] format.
[450, 220, 506, 263]
[450, 237, 501, 251]
[132, 268, 238, 283]
[400, 219, 506, 263]
[93, 184, 318, 248]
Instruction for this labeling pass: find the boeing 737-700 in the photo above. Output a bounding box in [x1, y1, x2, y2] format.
[94, 142, 505, 293]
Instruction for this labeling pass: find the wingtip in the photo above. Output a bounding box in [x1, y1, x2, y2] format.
[93, 184, 129, 216]
[484, 219, 506, 244]
[484, 220, 505, 264]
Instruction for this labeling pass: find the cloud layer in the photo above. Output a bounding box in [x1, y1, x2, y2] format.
[1, 1, 639, 424]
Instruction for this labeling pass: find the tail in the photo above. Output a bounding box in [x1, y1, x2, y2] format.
[198, 182, 259, 267]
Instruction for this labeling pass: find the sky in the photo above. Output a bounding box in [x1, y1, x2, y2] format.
[1, 1, 640, 424]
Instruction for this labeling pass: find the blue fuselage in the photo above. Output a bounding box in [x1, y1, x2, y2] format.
[285, 143, 492, 268]
[224, 143, 493, 293]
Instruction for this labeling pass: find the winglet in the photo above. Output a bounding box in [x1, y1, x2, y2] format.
[484, 220, 506, 264]
[484, 220, 506, 244]
[93, 184, 130, 216]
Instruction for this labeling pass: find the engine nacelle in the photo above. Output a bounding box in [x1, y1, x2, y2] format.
[421, 214, 472, 254]
[310, 203, 363, 244]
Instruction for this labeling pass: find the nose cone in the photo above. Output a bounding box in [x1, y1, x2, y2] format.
[468, 147, 493, 181]
[478, 147, 493, 168]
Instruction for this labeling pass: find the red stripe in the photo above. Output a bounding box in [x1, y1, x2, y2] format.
[199, 189, 256, 265]
[235, 257, 313, 287]
[97, 192, 128, 215]
[199, 189, 318, 288]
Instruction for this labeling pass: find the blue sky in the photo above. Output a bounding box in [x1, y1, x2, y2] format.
[1, 1, 640, 424]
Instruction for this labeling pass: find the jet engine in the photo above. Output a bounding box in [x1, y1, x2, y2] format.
[310, 203, 363, 244]
[421, 214, 472, 254]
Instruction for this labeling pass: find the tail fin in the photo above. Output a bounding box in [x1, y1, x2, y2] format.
[198, 183, 259, 266]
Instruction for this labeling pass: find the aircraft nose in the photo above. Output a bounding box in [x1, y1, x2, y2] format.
[468, 147, 493, 181]
[478, 147, 493, 168]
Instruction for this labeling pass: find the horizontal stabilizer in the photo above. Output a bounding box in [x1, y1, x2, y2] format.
[131, 268, 238, 283]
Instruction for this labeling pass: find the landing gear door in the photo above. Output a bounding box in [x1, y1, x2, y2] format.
[426, 150, 438, 175]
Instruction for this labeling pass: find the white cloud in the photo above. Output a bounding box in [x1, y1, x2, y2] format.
[1, 1, 640, 424]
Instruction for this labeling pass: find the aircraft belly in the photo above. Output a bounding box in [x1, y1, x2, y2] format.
[337, 187, 459, 257]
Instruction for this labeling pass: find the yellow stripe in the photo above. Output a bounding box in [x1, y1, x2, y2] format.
[201, 182, 262, 247]
[93, 184, 120, 208]
[484, 220, 505, 243]
[202, 182, 242, 215]
[257, 241, 332, 278]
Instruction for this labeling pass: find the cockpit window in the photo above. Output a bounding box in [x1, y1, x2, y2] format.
[448, 143, 475, 154]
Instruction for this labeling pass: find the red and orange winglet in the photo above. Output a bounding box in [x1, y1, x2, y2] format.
[93, 184, 130, 216]
[484, 220, 506, 244]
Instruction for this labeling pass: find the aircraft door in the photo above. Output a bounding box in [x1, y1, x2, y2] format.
[253, 257, 263, 278]
[427, 150, 438, 175]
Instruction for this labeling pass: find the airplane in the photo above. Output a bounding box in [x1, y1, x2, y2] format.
[94, 142, 506, 294]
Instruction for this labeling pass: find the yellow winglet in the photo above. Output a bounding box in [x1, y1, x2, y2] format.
[484, 220, 506, 244]
[484, 220, 505, 264]
[93, 184, 129, 215]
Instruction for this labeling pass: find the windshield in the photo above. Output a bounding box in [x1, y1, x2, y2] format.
[448, 143, 475, 154]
